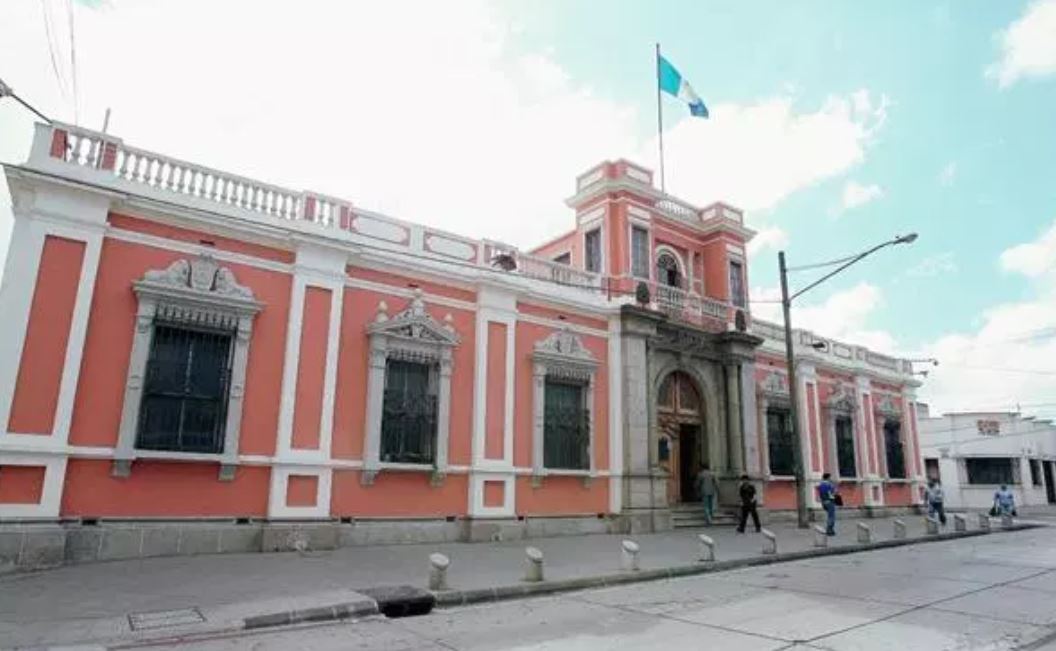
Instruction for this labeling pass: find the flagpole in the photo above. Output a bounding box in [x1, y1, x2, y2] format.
[655, 42, 666, 194]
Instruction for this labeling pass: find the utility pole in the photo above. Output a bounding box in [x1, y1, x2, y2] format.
[779, 251, 809, 528]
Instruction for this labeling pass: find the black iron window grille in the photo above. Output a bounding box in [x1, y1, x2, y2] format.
[836, 416, 857, 478]
[543, 378, 589, 470]
[966, 457, 1015, 485]
[136, 324, 233, 454]
[884, 420, 906, 479]
[381, 359, 438, 464]
[767, 408, 794, 476]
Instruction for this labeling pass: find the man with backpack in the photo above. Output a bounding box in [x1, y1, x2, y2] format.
[736, 474, 761, 533]
[818, 473, 839, 536]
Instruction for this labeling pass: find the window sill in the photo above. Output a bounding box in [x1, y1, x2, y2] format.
[532, 468, 594, 488]
[113, 450, 235, 481]
[361, 463, 445, 487]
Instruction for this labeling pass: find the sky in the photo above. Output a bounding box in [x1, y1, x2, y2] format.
[1, 0, 1055, 418]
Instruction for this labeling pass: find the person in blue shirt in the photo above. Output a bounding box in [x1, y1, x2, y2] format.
[818, 473, 838, 535]
[994, 484, 1016, 516]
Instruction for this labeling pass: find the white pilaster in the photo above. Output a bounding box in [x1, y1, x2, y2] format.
[608, 315, 623, 514]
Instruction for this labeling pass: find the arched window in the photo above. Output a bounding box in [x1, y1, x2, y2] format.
[656, 252, 681, 288]
[658, 372, 700, 415]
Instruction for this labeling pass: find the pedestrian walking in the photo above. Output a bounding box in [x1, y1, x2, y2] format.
[695, 463, 718, 525]
[736, 474, 760, 533]
[925, 478, 947, 526]
[818, 472, 838, 536]
[993, 484, 1016, 516]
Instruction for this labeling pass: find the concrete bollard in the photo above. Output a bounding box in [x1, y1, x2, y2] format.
[857, 522, 871, 544]
[813, 525, 828, 548]
[761, 529, 777, 555]
[523, 546, 544, 582]
[697, 534, 715, 562]
[978, 512, 991, 531]
[893, 519, 907, 539]
[953, 513, 967, 532]
[1001, 513, 1014, 530]
[621, 539, 640, 571]
[926, 517, 939, 535]
[428, 553, 450, 591]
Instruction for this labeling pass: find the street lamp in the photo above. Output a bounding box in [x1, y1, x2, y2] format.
[779, 233, 918, 529]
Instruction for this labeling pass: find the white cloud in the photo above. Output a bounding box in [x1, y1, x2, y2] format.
[907, 252, 958, 277]
[746, 226, 789, 256]
[656, 90, 889, 214]
[840, 180, 884, 212]
[986, 0, 1056, 88]
[751, 282, 898, 354]
[939, 161, 957, 187]
[999, 220, 1056, 278]
[921, 219, 1056, 416]
[0, 3, 890, 274]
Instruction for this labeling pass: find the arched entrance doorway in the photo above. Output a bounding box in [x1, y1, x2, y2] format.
[657, 371, 707, 504]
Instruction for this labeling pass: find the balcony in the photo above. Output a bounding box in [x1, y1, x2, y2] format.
[651, 282, 733, 333]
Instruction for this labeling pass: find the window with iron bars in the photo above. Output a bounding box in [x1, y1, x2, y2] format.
[767, 408, 794, 476]
[136, 324, 233, 454]
[543, 378, 590, 470]
[965, 457, 1016, 485]
[836, 416, 857, 478]
[381, 359, 438, 464]
[884, 420, 906, 479]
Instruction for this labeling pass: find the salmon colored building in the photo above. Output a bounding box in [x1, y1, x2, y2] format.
[0, 123, 925, 568]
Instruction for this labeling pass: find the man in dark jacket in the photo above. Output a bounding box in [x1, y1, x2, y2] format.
[736, 474, 760, 533]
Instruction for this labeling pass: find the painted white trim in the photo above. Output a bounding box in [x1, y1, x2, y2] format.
[582, 224, 605, 275]
[267, 464, 333, 519]
[51, 230, 103, 444]
[469, 472, 515, 518]
[515, 312, 608, 339]
[608, 315, 623, 514]
[318, 285, 344, 459]
[0, 218, 47, 434]
[472, 287, 518, 468]
[0, 453, 67, 519]
[106, 227, 294, 275]
[275, 277, 307, 455]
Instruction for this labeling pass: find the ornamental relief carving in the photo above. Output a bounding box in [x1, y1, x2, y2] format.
[826, 385, 857, 413]
[367, 290, 459, 348]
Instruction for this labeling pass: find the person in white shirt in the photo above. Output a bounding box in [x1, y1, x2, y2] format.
[925, 478, 947, 526]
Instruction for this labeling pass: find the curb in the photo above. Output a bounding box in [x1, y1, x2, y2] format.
[433, 524, 1039, 608]
[242, 599, 379, 630]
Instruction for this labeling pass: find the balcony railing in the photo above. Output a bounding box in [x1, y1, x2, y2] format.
[652, 282, 731, 332]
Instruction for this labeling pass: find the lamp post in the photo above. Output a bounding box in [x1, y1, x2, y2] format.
[780, 233, 918, 529]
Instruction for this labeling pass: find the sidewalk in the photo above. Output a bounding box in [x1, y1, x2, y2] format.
[0, 515, 1032, 649]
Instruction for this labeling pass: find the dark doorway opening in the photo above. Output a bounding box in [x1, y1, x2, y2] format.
[1044, 461, 1056, 505]
[679, 423, 701, 502]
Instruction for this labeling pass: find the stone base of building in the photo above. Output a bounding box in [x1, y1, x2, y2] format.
[0, 515, 626, 572]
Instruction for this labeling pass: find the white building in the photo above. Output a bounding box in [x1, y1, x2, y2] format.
[918, 408, 1056, 511]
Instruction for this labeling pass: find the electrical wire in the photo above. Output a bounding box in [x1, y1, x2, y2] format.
[40, 0, 69, 100]
[66, 0, 79, 125]
[785, 253, 860, 272]
[936, 363, 1056, 377]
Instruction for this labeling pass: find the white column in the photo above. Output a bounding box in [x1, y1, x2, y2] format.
[608, 315, 623, 514]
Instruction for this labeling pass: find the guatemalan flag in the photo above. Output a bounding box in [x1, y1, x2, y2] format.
[658, 54, 708, 118]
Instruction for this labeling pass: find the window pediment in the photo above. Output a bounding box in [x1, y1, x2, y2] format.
[758, 371, 790, 403]
[826, 386, 857, 414]
[533, 328, 597, 382]
[874, 394, 901, 418]
[367, 291, 459, 350]
[134, 255, 262, 328]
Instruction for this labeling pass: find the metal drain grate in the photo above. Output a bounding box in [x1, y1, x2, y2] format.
[128, 607, 206, 631]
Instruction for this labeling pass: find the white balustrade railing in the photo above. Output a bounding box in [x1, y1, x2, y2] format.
[114, 145, 302, 221]
[653, 283, 731, 330]
[516, 252, 603, 289]
[655, 197, 699, 222]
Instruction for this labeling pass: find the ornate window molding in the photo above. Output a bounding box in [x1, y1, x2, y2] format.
[362, 290, 459, 486]
[113, 255, 263, 480]
[531, 328, 598, 484]
[757, 371, 792, 478]
[874, 394, 902, 419]
[825, 385, 858, 479]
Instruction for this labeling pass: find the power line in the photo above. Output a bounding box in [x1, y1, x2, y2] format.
[937, 363, 1056, 377]
[786, 253, 859, 272]
[40, 0, 68, 101]
[66, 0, 79, 125]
